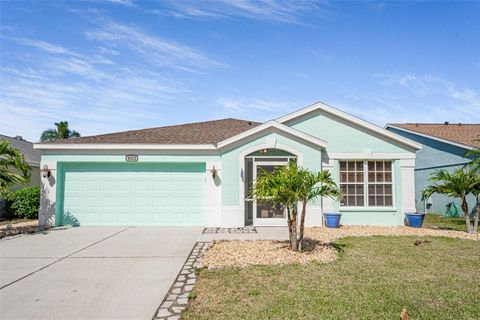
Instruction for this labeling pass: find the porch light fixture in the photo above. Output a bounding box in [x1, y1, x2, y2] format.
[260, 149, 268, 154]
[209, 166, 219, 179]
[41, 165, 51, 178]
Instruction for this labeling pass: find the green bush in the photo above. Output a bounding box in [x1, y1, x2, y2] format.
[7, 187, 40, 219]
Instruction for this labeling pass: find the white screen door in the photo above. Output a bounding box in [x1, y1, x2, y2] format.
[253, 161, 288, 226]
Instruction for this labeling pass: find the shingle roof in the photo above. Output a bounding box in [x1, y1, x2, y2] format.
[43, 118, 260, 145]
[0, 134, 41, 166]
[388, 123, 480, 148]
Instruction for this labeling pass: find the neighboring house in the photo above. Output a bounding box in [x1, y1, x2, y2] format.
[386, 123, 480, 215]
[0, 135, 41, 188]
[35, 102, 421, 227]
[0, 135, 41, 217]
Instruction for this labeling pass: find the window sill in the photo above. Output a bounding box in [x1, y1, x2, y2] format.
[339, 207, 397, 212]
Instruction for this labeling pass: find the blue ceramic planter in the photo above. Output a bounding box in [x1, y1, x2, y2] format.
[324, 213, 342, 228]
[405, 212, 425, 228]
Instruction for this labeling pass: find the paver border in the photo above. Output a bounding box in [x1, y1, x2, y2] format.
[152, 241, 212, 320]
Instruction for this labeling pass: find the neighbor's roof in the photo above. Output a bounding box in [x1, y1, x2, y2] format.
[42, 118, 260, 145]
[387, 123, 480, 149]
[0, 134, 41, 166]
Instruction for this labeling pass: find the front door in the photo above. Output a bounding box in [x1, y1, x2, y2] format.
[253, 161, 287, 226]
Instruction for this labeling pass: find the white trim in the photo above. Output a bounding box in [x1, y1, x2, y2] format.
[276, 102, 422, 150]
[385, 125, 476, 150]
[328, 152, 416, 160]
[217, 120, 327, 149]
[34, 143, 217, 150]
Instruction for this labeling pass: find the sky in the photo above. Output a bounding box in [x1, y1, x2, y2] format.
[1, 0, 479, 142]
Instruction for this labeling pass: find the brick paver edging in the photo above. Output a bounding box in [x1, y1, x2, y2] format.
[153, 241, 212, 320]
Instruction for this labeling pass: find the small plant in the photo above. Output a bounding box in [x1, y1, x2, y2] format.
[7, 187, 40, 219]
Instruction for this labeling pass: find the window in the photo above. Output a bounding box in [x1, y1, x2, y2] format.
[339, 160, 393, 207]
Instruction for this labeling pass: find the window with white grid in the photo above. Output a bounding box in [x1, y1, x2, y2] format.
[339, 160, 393, 207]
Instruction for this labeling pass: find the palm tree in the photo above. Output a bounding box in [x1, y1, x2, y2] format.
[0, 141, 31, 197]
[465, 143, 480, 173]
[40, 121, 81, 142]
[471, 177, 480, 234]
[251, 161, 340, 251]
[423, 168, 479, 233]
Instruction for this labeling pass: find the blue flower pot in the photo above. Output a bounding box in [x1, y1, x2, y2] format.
[324, 213, 342, 228]
[405, 213, 425, 228]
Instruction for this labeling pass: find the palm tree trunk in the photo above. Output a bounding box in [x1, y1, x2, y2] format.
[298, 200, 307, 251]
[474, 194, 479, 233]
[461, 196, 472, 233]
[290, 206, 298, 251]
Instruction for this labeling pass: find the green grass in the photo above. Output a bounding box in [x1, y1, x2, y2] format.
[184, 236, 480, 320]
[423, 214, 467, 232]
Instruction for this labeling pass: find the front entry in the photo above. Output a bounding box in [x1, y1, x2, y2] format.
[253, 161, 287, 226]
[244, 149, 296, 226]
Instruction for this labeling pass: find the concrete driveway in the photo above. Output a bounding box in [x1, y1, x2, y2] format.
[0, 226, 203, 320]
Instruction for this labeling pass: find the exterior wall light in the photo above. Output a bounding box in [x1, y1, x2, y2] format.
[41, 164, 51, 178]
[209, 166, 219, 179]
[260, 149, 268, 154]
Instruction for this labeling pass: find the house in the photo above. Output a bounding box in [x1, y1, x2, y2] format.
[0, 134, 41, 217]
[34, 102, 421, 227]
[385, 123, 480, 215]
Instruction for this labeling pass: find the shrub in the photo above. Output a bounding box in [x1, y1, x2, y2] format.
[7, 187, 40, 219]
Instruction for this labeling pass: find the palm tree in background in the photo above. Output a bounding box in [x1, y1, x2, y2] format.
[423, 168, 479, 233]
[465, 140, 480, 173]
[0, 141, 31, 197]
[40, 121, 81, 142]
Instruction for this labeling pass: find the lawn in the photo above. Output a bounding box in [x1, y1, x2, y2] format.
[184, 236, 480, 320]
[423, 214, 467, 232]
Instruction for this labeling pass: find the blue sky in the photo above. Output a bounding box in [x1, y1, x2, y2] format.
[1, 0, 479, 142]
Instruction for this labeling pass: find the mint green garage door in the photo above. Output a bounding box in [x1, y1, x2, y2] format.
[60, 163, 205, 226]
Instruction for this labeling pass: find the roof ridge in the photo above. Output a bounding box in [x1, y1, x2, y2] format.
[40, 118, 260, 144]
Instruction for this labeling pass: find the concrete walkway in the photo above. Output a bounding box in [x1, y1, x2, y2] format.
[0, 226, 202, 320]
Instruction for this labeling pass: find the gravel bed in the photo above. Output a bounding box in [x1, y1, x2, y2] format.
[202, 226, 478, 268]
[305, 226, 479, 242]
[202, 238, 337, 268]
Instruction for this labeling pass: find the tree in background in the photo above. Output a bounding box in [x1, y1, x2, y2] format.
[40, 121, 81, 142]
[465, 141, 480, 173]
[251, 161, 340, 251]
[0, 141, 31, 197]
[423, 168, 479, 233]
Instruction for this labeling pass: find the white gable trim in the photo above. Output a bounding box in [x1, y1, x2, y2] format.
[276, 102, 422, 150]
[385, 125, 476, 150]
[216, 120, 328, 149]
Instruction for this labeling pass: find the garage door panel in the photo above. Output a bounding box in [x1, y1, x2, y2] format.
[61, 163, 205, 226]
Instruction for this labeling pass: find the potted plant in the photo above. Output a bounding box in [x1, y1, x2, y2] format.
[405, 212, 426, 228]
[323, 212, 342, 228]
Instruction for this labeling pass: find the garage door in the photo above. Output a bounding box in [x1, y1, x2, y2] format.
[60, 163, 205, 226]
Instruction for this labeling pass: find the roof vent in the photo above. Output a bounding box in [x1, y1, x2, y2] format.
[444, 121, 449, 125]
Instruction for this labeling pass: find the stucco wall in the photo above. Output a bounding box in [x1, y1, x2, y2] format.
[287, 111, 417, 225]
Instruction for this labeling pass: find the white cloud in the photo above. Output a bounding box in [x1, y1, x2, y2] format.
[104, 0, 136, 7]
[85, 21, 225, 71]
[216, 97, 288, 121]
[157, 0, 329, 24]
[334, 73, 480, 126]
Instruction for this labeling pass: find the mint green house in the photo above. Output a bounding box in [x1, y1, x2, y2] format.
[35, 102, 421, 227]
